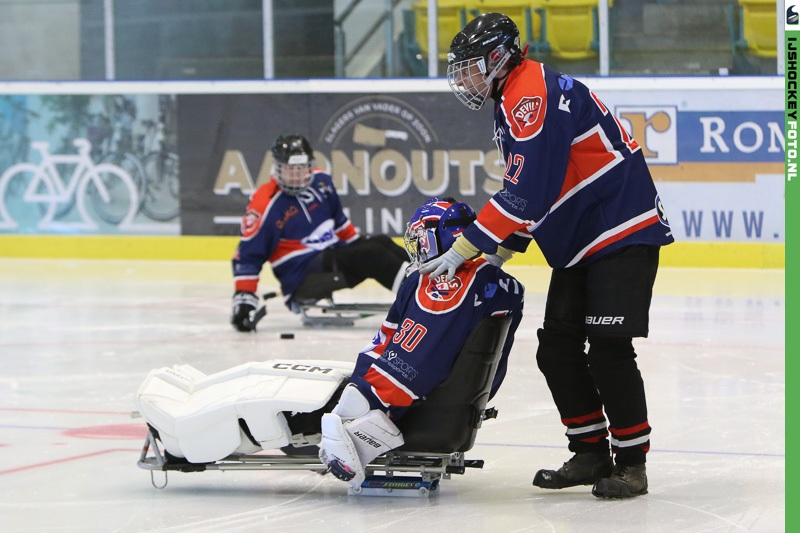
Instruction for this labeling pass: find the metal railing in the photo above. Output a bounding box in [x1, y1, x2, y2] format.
[334, 0, 405, 78]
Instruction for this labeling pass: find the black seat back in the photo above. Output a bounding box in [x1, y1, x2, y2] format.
[395, 315, 512, 453]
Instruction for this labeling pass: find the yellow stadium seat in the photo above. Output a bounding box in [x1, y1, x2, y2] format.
[540, 0, 600, 60]
[738, 0, 777, 57]
[406, 1, 615, 63]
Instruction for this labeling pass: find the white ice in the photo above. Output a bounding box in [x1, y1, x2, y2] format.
[0, 259, 784, 532]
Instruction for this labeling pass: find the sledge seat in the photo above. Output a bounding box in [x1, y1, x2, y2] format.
[396, 315, 512, 452]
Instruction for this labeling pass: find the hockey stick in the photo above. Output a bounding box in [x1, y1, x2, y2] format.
[248, 291, 278, 330]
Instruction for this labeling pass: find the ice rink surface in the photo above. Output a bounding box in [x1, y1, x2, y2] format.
[0, 258, 784, 532]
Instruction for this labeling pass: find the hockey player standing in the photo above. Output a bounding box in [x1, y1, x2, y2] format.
[230, 134, 409, 331]
[318, 198, 525, 488]
[422, 13, 674, 498]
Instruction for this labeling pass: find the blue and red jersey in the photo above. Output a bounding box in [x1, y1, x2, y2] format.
[348, 259, 524, 420]
[232, 171, 359, 299]
[464, 59, 674, 268]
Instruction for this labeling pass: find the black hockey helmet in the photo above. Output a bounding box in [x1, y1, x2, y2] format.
[271, 134, 315, 194]
[447, 13, 523, 111]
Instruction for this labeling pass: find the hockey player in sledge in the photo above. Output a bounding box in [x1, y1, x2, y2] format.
[136, 198, 524, 494]
[318, 197, 525, 488]
[230, 133, 409, 332]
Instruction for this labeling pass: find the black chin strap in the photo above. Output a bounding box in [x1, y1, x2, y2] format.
[491, 70, 512, 101]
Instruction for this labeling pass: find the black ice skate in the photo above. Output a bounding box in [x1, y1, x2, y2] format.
[532, 452, 613, 489]
[592, 464, 648, 498]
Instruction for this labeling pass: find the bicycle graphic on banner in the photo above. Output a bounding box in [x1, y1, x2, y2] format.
[0, 138, 139, 231]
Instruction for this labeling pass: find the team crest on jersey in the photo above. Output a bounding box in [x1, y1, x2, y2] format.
[512, 96, 543, 128]
[416, 262, 483, 314]
[426, 275, 462, 302]
[241, 209, 261, 238]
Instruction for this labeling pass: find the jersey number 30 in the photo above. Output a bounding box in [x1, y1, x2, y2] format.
[392, 318, 428, 351]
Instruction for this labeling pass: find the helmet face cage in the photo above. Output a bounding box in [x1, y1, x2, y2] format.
[274, 156, 314, 195]
[404, 214, 441, 266]
[447, 47, 512, 111]
[271, 134, 315, 195]
[404, 198, 476, 268]
[447, 56, 489, 111]
[446, 13, 521, 111]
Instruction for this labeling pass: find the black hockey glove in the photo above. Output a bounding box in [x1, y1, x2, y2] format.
[231, 291, 259, 332]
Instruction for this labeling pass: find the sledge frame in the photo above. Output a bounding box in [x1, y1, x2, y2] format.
[135, 315, 512, 497]
[298, 299, 392, 328]
[255, 291, 392, 328]
[137, 426, 481, 497]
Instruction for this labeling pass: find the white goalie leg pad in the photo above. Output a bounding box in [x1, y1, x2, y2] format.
[331, 383, 371, 420]
[320, 412, 366, 486]
[320, 409, 405, 488]
[344, 409, 404, 469]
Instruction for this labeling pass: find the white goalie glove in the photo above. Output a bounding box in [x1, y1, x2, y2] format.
[418, 247, 467, 281]
[319, 385, 404, 488]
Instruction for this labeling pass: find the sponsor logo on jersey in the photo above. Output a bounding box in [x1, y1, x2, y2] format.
[275, 205, 299, 229]
[512, 96, 543, 128]
[383, 350, 418, 380]
[301, 218, 338, 250]
[498, 187, 528, 211]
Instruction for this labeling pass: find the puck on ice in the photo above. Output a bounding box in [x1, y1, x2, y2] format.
[280, 333, 295, 340]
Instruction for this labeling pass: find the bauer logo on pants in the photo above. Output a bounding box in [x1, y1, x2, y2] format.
[586, 316, 625, 325]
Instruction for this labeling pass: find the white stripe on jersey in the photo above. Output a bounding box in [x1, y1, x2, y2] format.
[270, 247, 316, 268]
[474, 219, 503, 243]
[369, 364, 419, 400]
[550, 125, 625, 214]
[566, 208, 658, 268]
